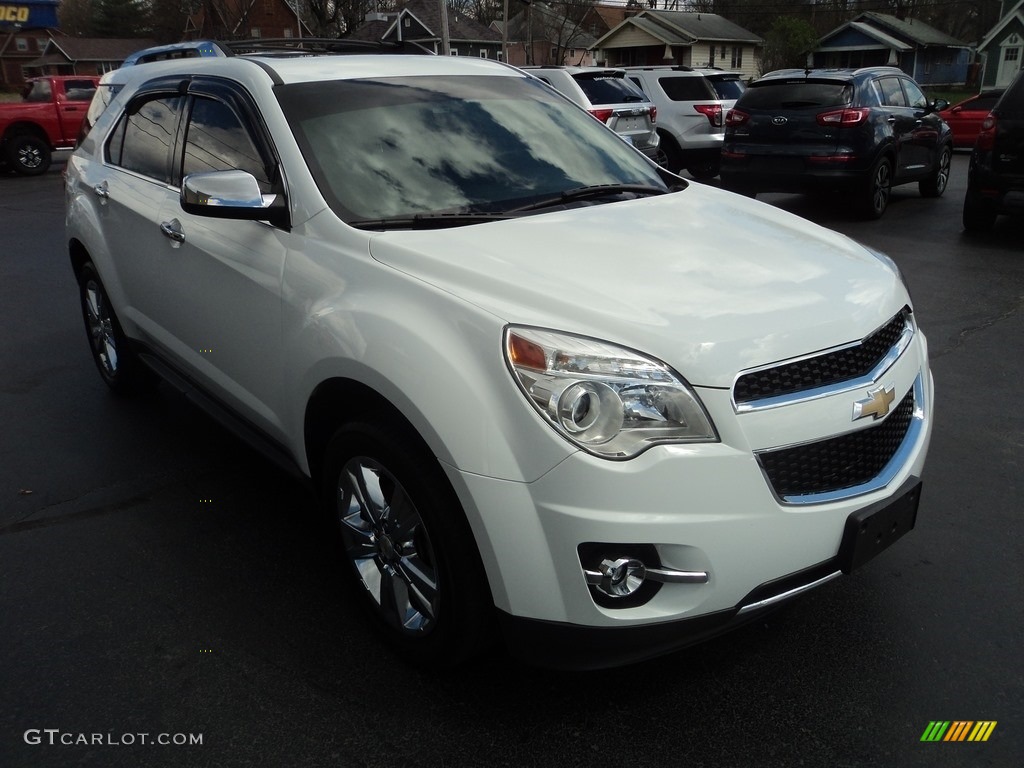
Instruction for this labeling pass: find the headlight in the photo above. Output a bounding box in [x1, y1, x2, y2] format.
[504, 326, 718, 459]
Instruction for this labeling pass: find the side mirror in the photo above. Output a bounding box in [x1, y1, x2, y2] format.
[181, 170, 289, 229]
[931, 99, 949, 113]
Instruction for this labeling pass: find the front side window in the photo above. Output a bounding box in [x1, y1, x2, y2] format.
[901, 78, 928, 110]
[106, 95, 183, 182]
[64, 79, 98, 102]
[276, 75, 665, 223]
[182, 97, 271, 190]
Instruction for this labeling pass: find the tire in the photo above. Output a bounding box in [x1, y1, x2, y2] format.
[962, 191, 998, 232]
[5, 133, 51, 176]
[321, 420, 492, 666]
[656, 131, 683, 173]
[78, 262, 153, 395]
[860, 156, 893, 219]
[686, 158, 720, 180]
[919, 144, 951, 198]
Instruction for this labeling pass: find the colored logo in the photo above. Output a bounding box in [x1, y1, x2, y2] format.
[920, 721, 997, 742]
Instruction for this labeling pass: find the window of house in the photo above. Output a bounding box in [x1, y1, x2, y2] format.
[37, 38, 47, 51]
[731, 47, 743, 68]
[106, 95, 184, 183]
[283, 28, 293, 38]
[251, 28, 261, 38]
[404, 18, 411, 28]
[451, 48, 459, 56]
[550, 47, 558, 61]
[15, 38, 28, 52]
[479, 50, 488, 59]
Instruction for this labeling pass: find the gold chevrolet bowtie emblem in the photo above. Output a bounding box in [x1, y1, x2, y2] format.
[853, 384, 896, 421]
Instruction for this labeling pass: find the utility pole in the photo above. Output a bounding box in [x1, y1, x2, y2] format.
[438, 0, 450, 55]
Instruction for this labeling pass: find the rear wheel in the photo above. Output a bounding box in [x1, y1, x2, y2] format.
[321, 420, 492, 666]
[962, 191, 998, 232]
[860, 156, 892, 219]
[656, 131, 683, 173]
[5, 133, 51, 176]
[686, 157, 720, 180]
[919, 144, 951, 197]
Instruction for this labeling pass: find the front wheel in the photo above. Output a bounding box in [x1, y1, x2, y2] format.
[5, 134, 51, 176]
[920, 144, 951, 198]
[860, 156, 893, 219]
[78, 262, 152, 394]
[321, 420, 492, 666]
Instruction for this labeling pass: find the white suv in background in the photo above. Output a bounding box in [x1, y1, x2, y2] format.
[521, 66, 660, 160]
[625, 66, 731, 179]
[66, 49, 932, 670]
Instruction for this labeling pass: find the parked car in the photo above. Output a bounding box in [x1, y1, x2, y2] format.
[939, 89, 1005, 148]
[962, 72, 1024, 231]
[720, 67, 953, 219]
[0, 75, 99, 175]
[623, 66, 728, 178]
[66, 50, 933, 669]
[520, 66, 659, 160]
[694, 68, 747, 101]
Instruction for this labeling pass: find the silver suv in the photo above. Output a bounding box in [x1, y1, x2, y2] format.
[522, 66, 660, 160]
[624, 66, 729, 179]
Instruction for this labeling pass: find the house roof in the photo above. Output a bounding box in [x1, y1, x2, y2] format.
[817, 21, 913, 53]
[505, 4, 599, 49]
[593, 11, 761, 50]
[855, 12, 968, 48]
[350, 0, 500, 45]
[979, 1, 1024, 50]
[44, 37, 157, 62]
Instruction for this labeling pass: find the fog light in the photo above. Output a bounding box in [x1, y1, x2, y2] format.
[598, 557, 646, 597]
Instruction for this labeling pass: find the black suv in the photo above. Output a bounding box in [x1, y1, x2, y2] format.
[720, 67, 952, 218]
[963, 70, 1024, 232]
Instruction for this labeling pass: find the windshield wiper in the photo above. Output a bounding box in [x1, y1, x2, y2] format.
[349, 211, 513, 231]
[508, 184, 669, 213]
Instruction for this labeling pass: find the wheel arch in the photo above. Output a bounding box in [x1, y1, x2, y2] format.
[1, 120, 51, 145]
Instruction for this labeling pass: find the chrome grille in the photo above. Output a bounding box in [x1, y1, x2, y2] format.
[734, 309, 910, 405]
[757, 387, 915, 499]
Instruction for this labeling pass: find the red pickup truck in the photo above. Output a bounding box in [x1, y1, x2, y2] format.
[1, 75, 99, 176]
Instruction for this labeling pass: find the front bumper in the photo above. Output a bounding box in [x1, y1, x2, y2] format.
[446, 330, 933, 667]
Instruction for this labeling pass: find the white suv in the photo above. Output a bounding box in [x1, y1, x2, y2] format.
[520, 66, 660, 160]
[66, 50, 932, 669]
[624, 66, 731, 179]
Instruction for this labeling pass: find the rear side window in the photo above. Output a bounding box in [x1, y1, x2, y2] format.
[997, 72, 1024, 116]
[876, 77, 908, 108]
[658, 76, 716, 101]
[738, 81, 852, 110]
[106, 95, 183, 182]
[575, 76, 647, 104]
[64, 79, 98, 102]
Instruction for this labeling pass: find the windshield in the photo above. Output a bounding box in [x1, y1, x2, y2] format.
[739, 81, 852, 110]
[276, 75, 666, 223]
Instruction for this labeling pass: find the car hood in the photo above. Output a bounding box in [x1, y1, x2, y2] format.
[367, 185, 908, 388]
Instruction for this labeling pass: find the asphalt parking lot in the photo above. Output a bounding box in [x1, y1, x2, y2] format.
[0, 153, 1021, 767]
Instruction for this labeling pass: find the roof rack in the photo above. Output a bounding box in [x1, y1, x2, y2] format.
[221, 38, 435, 57]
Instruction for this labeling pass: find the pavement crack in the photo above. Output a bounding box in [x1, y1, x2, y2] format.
[0, 493, 152, 536]
[930, 297, 1022, 360]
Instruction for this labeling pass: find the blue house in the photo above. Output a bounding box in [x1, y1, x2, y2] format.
[811, 12, 971, 86]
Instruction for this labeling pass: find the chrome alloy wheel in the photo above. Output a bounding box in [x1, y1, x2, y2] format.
[84, 279, 120, 378]
[336, 457, 439, 634]
[870, 159, 892, 216]
[935, 147, 951, 194]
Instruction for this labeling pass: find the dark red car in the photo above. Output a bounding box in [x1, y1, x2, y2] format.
[939, 90, 1005, 148]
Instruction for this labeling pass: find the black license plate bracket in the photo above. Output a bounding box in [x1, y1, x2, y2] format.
[837, 478, 922, 574]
